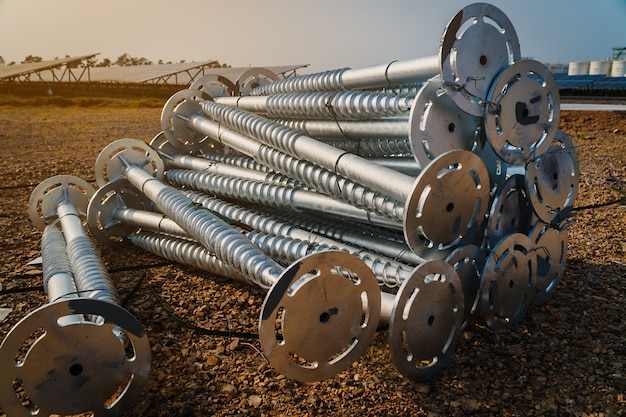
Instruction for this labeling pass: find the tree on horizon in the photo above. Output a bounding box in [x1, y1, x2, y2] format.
[22, 55, 43, 64]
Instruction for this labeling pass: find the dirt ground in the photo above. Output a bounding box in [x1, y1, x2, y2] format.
[0, 105, 624, 417]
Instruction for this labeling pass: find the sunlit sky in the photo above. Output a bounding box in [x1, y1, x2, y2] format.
[1, 0, 625, 73]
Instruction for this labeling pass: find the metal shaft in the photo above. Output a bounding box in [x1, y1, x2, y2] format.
[168, 95, 490, 255]
[95, 139, 382, 383]
[249, 56, 439, 95]
[201, 99, 415, 202]
[0, 175, 150, 417]
[215, 91, 414, 120]
[165, 168, 400, 229]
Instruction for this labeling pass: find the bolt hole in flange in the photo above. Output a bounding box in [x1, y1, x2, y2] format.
[69, 363, 84, 376]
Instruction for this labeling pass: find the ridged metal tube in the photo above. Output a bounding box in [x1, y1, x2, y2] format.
[163, 150, 309, 189]
[181, 112, 406, 221]
[264, 208, 427, 266]
[178, 191, 412, 288]
[130, 232, 247, 283]
[273, 118, 409, 140]
[57, 200, 120, 305]
[250, 68, 349, 95]
[202, 154, 271, 172]
[247, 231, 412, 288]
[314, 137, 412, 157]
[372, 83, 424, 98]
[123, 165, 282, 289]
[166, 169, 399, 229]
[160, 151, 270, 182]
[217, 91, 413, 120]
[41, 224, 78, 303]
[200, 100, 415, 202]
[249, 57, 438, 95]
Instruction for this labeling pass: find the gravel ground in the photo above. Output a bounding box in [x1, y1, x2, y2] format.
[0, 105, 624, 416]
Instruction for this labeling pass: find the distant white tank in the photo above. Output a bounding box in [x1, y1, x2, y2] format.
[568, 61, 589, 75]
[589, 60, 611, 75]
[610, 60, 626, 77]
[548, 63, 567, 74]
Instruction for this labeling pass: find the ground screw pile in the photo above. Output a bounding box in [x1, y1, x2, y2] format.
[1, 3, 580, 413]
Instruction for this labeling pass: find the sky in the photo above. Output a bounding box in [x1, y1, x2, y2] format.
[0, 0, 625, 74]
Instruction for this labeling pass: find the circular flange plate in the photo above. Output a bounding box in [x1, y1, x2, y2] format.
[529, 221, 568, 305]
[0, 298, 150, 417]
[485, 59, 560, 166]
[480, 233, 536, 331]
[446, 244, 486, 326]
[409, 77, 481, 168]
[87, 179, 154, 248]
[235, 67, 279, 96]
[486, 174, 533, 248]
[161, 89, 222, 155]
[149, 131, 181, 156]
[259, 251, 381, 382]
[389, 260, 464, 381]
[440, 3, 521, 116]
[404, 149, 490, 253]
[28, 175, 96, 231]
[525, 130, 579, 224]
[94, 138, 164, 187]
[189, 74, 237, 97]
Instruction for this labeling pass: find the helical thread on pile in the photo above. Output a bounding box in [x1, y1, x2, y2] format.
[66, 235, 120, 305]
[202, 154, 271, 172]
[166, 169, 307, 211]
[264, 92, 413, 120]
[41, 224, 75, 294]
[180, 190, 300, 239]
[247, 232, 408, 288]
[266, 208, 426, 267]
[315, 138, 412, 157]
[178, 191, 411, 289]
[130, 232, 247, 284]
[249, 68, 349, 96]
[151, 186, 282, 289]
[201, 100, 303, 157]
[269, 118, 409, 141]
[253, 145, 405, 221]
[261, 171, 311, 189]
[166, 164, 404, 221]
[371, 83, 423, 98]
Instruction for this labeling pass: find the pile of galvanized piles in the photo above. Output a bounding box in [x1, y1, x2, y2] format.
[0, 3, 578, 416]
